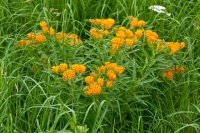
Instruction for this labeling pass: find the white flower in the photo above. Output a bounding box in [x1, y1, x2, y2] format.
[149, 5, 165, 13]
[166, 13, 171, 16]
[149, 5, 171, 16]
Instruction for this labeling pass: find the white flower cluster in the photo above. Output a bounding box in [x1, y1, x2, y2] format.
[149, 5, 171, 16]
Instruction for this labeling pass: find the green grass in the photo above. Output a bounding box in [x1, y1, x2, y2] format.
[0, 0, 200, 133]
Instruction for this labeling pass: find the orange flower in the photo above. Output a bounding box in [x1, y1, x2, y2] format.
[79, 64, 86, 73]
[84, 82, 102, 95]
[132, 35, 138, 42]
[51, 66, 59, 74]
[18, 40, 25, 46]
[97, 78, 104, 86]
[90, 19, 96, 24]
[114, 66, 125, 75]
[102, 30, 110, 35]
[49, 27, 54, 36]
[157, 44, 165, 50]
[85, 76, 94, 84]
[91, 72, 97, 77]
[72, 64, 86, 74]
[35, 34, 45, 43]
[68, 37, 82, 45]
[59, 63, 68, 72]
[116, 30, 126, 38]
[83, 86, 90, 94]
[130, 18, 138, 28]
[107, 70, 116, 80]
[40, 21, 47, 28]
[74, 39, 82, 44]
[27, 32, 35, 39]
[135, 29, 143, 38]
[163, 66, 185, 80]
[25, 40, 31, 45]
[125, 38, 134, 47]
[163, 69, 173, 80]
[145, 30, 159, 44]
[166, 42, 185, 55]
[97, 65, 106, 72]
[101, 18, 115, 29]
[56, 32, 67, 40]
[62, 69, 75, 80]
[111, 43, 119, 53]
[111, 37, 124, 46]
[90, 19, 102, 25]
[90, 28, 102, 39]
[72, 64, 80, 73]
[125, 29, 134, 38]
[106, 80, 113, 88]
[170, 45, 179, 54]
[42, 26, 48, 33]
[68, 33, 78, 39]
[180, 67, 185, 72]
[89, 82, 102, 95]
[104, 62, 110, 67]
[180, 42, 185, 48]
[172, 66, 185, 74]
[107, 63, 118, 70]
[137, 20, 145, 27]
[116, 26, 126, 31]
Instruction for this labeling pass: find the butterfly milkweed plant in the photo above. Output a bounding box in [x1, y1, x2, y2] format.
[1, 1, 199, 132]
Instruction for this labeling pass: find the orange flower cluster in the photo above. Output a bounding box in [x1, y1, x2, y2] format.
[67, 33, 82, 45]
[166, 42, 185, 55]
[98, 62, 125, 87]
[97, 62, 125, 75]
[129, 17, 145, 28]
[16, 21, 48, 46]
[51, 63, 86, 81]
[71, 64, 87, 74]
[145, 30, 185, 55]
[111, 26, 140, 53]
[83, 82, 102, 95]
[56, 32, 67, 40]
[145, 30, 162, 45]
[89, 18, 114, 39]
[171, 66, 185, 74]
[49, 27, 55, 36]
[162, 66, 185, 80]
[135, 29, 143, 38]
[35, 33, 46, 43]
[83, 62, 125, 96]
[16, 21, 82, 47]
[39, 21, 82, 44]
[90, 18, 115, 29]
[62, 69, 76, 80]
[56, 32, 82, 45]
[156, 42, 185, 54]
[90, 28, 110, 39]
[27, 32, 34, 39]
[40, 21, 48, 33]
[17, 32, 46, 46]
[17, 39, 30, 47]
[84, 72, 103, 95]
[39, 21, 56, 37]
